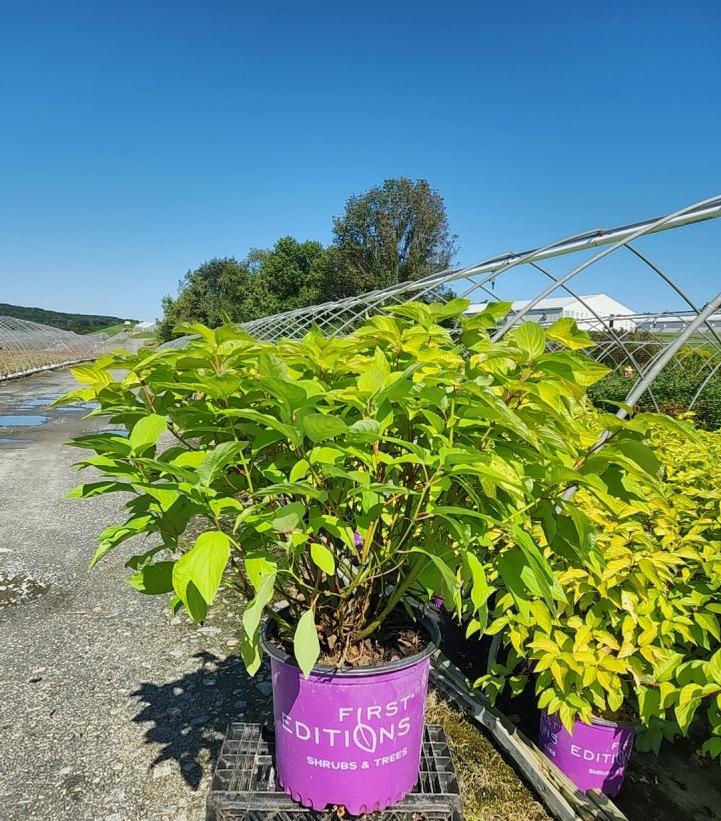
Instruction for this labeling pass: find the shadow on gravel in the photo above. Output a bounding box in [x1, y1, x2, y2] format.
[132, 651, 273, 789]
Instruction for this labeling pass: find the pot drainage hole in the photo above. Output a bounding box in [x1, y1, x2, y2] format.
[0, 572, 48, 607]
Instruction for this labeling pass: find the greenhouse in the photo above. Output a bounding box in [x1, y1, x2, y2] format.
[0, 317, 142, 381]
[162, 194, 721, 425]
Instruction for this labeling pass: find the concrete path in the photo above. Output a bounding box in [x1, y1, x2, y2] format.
[0, 370, 269, 821]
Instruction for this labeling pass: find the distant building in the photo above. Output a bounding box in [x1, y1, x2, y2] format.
[636, 313, 721, 332]
[466, 293, 637, 330]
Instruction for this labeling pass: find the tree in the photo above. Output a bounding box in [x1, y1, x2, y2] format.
[246, 236, 326, 310]
[158, 240, 331, 340]
[330, 178, 458, 295]
[0, 303, 134, 334]
[158, 257, 251, 341]
[157, 179, 459, 337]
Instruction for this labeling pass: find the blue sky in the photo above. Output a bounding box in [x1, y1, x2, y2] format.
[0, 1, 719, 320]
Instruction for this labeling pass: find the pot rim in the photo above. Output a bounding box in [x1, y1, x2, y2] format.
[588, 714, 639, 731]
[260, 609, 441, 678]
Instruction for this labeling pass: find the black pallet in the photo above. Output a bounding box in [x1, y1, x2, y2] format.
[207, 723, 462, 821]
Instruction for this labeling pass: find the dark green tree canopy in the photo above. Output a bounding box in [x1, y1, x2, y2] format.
[159, 257, 251, 340]
[158, 178, 458, 338]
[331, 178, 458, 293]
[247, 236, 327, 308]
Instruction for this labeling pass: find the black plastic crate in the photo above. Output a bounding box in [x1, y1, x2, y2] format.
[207, 723, 462, 820]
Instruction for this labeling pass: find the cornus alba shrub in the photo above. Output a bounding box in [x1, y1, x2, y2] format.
[482, 415, 721, 760]
[63, 300, 654, 677]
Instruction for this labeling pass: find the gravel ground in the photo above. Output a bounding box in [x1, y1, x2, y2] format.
[0, 370, 270, 821]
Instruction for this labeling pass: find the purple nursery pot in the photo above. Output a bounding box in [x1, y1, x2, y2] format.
[539, 710, 636, 797]
[261, 614, 440, 815]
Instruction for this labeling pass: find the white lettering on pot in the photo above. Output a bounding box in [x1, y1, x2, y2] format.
[569, 738, 633, 769]
[280, 694, 417, 756]
[306, 756, 359, 770]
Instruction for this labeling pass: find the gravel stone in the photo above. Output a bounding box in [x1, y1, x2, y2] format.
[0, 371, 267, 821]
[152, 760, 175, 779]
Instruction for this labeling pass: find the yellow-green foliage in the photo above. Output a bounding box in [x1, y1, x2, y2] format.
[481, 415, 721, 759]
[64, 301, 644, 679]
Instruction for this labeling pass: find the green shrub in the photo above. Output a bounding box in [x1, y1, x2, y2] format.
[61, 302, 653, 678]
[589, 366, 721, 430]
[480, 415, 721, 760]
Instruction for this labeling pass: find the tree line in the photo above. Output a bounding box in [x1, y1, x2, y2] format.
[0, 303, 134, 335]
[158, 178, 457, 340]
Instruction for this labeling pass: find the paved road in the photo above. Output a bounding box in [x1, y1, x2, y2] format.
[0, 370, 269, 821]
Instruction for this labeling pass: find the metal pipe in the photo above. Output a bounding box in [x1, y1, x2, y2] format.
[690, 357, 721, 409]
[492, 195, 721, 341]
[622, 290, 721, 412]
[241, 196, 721, 336]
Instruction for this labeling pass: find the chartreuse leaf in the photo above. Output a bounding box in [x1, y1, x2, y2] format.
[70, 364, 112, 387]
[637, 686, 660, 723]
[701, 738, 721, 759]
[695, 611, 721, 641]
[261, 377, 308, 409]
[462, 301, 512, 330]
[289, 459, 310, 482]
[197, 441, 248, 486]
[466, 553, 493, 611]
[357, 348, 390, 396]
[272, 502, 305, 533]
[172, 531, 231, 621]
[301, 413, 348, 443]
[674, 684, 704, 733]
[174, 322, 217, 345]
[67, 480, 130, 499]
[129, 414, 167, 453]
[708, 649, 721, 686]
[310, 543, 335, 575]
[638, 412, 701, 442]
[466, 553, 493, 638]
[240, 572, 276, 675]
[508, 322, 546, 360]
[294, 609, 321, 677]
[348, 418, 382, 442]
[244, 552, 277, 591]
[652, 648, 683, 683]
[545, 317, 594, 350]
[358, 365, 386, 396]
[429, 297, 471, 319]
[257, 352, 289, 379]
[90, 515, 154, 567]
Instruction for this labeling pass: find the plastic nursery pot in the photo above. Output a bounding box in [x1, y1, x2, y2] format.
[260, 613, 440, 815]
[539, 709, 636, 797]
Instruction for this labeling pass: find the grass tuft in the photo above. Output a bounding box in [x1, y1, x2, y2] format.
[426, 690, 550, 821]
